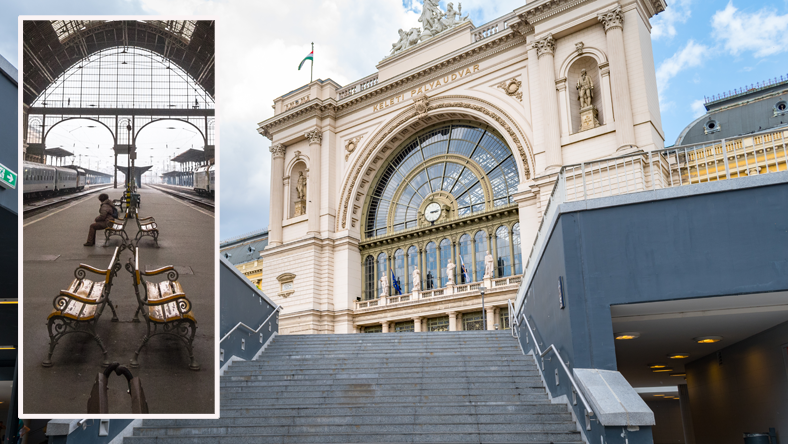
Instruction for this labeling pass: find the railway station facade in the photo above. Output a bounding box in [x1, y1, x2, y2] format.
[258, 0, 667, 335]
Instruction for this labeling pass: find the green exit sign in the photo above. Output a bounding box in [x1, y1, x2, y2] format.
[0, 162, 17, 189]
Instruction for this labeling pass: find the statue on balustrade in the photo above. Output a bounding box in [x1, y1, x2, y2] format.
[446, 259, 456, 285]
[380, 274, 389, 298]
[484, 250, 495, 278]
[412, 268, 421, 292]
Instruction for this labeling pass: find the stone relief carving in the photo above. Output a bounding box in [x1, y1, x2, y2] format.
[532, 33, 556, 58]
[598, 7, 624, 32]
[497, 78, 522, 102]
[269, 143, 286, 158]
[305, 129, 323, 145]
[575, 41, 584, 55]
[577, 69, 600, 131]
[413, 94, 430, 120]
[388, 1, 469, 57]
[344, 136, 363, 161]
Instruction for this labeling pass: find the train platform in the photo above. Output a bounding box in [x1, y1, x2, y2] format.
[22, 186, 215, 415]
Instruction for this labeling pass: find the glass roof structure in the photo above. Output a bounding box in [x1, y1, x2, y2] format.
[51, 20, 197, 43]
[365, 123, 519, 238]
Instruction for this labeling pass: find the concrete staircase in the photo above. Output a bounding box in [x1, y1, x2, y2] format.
[125, 330, 583, 443]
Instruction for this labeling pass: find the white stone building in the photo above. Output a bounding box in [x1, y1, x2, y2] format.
[258, 0, 667, 335]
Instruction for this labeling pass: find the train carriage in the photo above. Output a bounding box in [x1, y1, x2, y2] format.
[194, 165, 215, 197]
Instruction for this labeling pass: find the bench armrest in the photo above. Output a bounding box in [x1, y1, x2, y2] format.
[145, 293, 188, 306]
[138, 215, 155, 221]
[56, 291, 104, 306]
[141, 266, 175, 276]
[77, 264, 110, 275]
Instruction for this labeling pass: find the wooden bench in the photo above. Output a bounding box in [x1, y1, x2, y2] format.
[131, 207, 159, 247]
[126, 245, 199, 370]
[104, 209, 131, 246]
[43, 246, 124, 368]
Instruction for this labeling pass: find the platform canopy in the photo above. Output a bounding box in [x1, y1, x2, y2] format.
[22, 20, 215, 105]
[171, 148, 206, 164]
[43, 147, 74, 158]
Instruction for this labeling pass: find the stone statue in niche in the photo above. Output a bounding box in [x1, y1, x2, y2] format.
[412, 268, 421, 292]
[294, 171, 307, 216]
[380, 274, 389, 298]
[446, 259, 456, 285]
[576, 69, 601, 131]
[484, 250, 495, 278]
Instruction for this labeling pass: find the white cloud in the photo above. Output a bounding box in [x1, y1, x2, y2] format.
[690, 99, 706, 117]
[656, 40, 708, 94]
[651, 0, 692, 40]
[711, 2, 788, 58]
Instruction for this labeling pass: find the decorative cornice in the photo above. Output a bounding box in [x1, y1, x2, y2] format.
[533, 33, 556, 58]
[651, 0, 666, 15]
[269, 143, 286, 158]
[598, 7, 624, 33]
[509, 17, 534, 36]
[520, 0, 592, 24]
[305, 128, 323, 145]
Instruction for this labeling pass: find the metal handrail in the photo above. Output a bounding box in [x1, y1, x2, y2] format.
[518, 306, 594, 430]
[507, 298, 518, 339]
[220, 306, 282, 343]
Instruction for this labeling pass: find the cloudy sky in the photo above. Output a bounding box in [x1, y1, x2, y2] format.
[3, 0, 787, 240]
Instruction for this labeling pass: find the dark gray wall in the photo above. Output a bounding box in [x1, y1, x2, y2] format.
[685, 321, 788, 444]
[220, 257, 277, 366]
[0, 62, 17, 215]
[646, 399, 685, 444]
[49, 419, 134, 444]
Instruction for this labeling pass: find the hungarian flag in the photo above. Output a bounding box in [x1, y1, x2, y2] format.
[298, 51, 313, 70]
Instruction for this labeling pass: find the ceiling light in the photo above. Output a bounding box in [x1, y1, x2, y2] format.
[668, 353, 690, 359]
[615, 332, 640, 340]
[694, 336, 723, 344]
[670, 373, 686, 377]
[653, 394, 665, 397]
[648, 364, 667, 369]
[653, 368, 673, 373]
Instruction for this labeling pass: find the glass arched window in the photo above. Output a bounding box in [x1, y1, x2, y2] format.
[513, 223, 522, 275]
[458, 234, 472, 284]
[393, 249, 405, 296]
[376, 253, 388, 297]
[496, 226, 511, 277]
[365, 123, 519, 238]
[407, 246, 418, 293]
[474, 231, 488, 281]
[425, 242, 437, 290]
[439, 239, 452, 287]
[364, 256, 375, 300]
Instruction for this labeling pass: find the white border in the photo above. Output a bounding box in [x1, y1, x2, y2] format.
[18, 15, 220, 420]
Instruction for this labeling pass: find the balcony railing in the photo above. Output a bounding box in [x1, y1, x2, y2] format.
[472, 13, 515, 42]
[515, 126, 788, 313]
[357, 275, 522, 310]
[337, 73, 379, 100]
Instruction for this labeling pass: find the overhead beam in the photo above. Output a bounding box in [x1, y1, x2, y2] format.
[29, 107, 215, 117]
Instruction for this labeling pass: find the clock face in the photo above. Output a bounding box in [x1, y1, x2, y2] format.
[424, 202, 442, 222]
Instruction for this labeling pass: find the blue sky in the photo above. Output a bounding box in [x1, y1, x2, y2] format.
[3, 0, 787, 241]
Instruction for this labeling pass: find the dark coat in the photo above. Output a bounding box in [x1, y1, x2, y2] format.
[94, 199, 116, 227]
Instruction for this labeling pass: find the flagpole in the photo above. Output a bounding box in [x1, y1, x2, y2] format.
[310, 42, 314, 83]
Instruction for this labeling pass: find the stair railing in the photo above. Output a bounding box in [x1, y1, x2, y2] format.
[512, 299, 594, 431]
[507, 298, 519, 339]
[220, 305, 282, 343]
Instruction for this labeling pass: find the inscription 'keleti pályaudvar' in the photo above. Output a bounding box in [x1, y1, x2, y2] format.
[373, 64, 481, 112]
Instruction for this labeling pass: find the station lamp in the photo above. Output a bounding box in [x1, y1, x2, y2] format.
[668, 353, 690, 359]
[614, 332, 640, 340]
[694, 336, 723, 344]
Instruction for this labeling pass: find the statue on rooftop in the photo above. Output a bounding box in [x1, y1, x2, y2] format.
[389, 1, 468, 57]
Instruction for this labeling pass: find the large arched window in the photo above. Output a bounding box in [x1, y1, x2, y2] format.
[439, 239, 452, 287]
[458, 234, 472, 284]
[474, 231, 488, 281]
[513, 223, 523, 275]
[393, 249, 406, 295]
[376, 253, 388, 297]
[496, 226, 511, 277]
[407, 246, 418, 293]
[425, 242, 437, 290]
[365, 123, 519, 238]
[364, 256, 375, 300]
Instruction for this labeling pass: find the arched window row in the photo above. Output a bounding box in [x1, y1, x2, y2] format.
[362, 223, 523, 300]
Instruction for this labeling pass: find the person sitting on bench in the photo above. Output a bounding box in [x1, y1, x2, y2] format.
[84, 193, 118, 246]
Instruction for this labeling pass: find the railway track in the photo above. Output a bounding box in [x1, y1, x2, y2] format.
[23, 185, 112, 216]
[149, 183, 215, 211]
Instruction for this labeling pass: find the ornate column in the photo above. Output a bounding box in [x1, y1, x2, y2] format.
[268, 143, 286, 246]
[448, 311, 457, 332]
[486, 307, 496, 330]
[599, 7, 636, 151]
[305, 129, 322, 234]
[534, 34, 562, 170]
[382, 321, 389, 333]
[413, 316, 422, 332]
